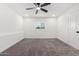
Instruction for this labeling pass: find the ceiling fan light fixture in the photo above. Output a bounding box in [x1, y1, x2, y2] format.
[36, 7, 40, 10]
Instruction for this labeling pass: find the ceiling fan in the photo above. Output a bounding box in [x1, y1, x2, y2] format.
[26, 3, 51, 14]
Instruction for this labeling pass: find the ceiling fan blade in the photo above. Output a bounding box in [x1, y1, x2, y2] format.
[35, 10, 38, 14]
[41, 3, 51, 7]
[33, 3, 37, 6]
[40, 8, 48, 13]
[26, 7, 35, 10]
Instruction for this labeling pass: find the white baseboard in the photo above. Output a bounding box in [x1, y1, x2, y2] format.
[0, 32, 24, 53]
[24, 37, 57, 39]
[24, 35, 57, 39]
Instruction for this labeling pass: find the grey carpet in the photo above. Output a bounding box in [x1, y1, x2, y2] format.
[0, 38, 79, 56]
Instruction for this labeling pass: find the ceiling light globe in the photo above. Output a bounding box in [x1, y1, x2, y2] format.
[36, 7, 40, 10]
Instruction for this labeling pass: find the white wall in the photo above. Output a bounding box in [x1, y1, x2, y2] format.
[57, 4, 79, 50]
[23, 17, 57, 38]
[0, 4, 23, 52]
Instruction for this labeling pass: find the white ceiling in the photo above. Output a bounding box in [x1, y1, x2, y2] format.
[6, 3, 77, 17]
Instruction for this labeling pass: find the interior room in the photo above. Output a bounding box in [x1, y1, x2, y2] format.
[0, 3, 79, 56]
